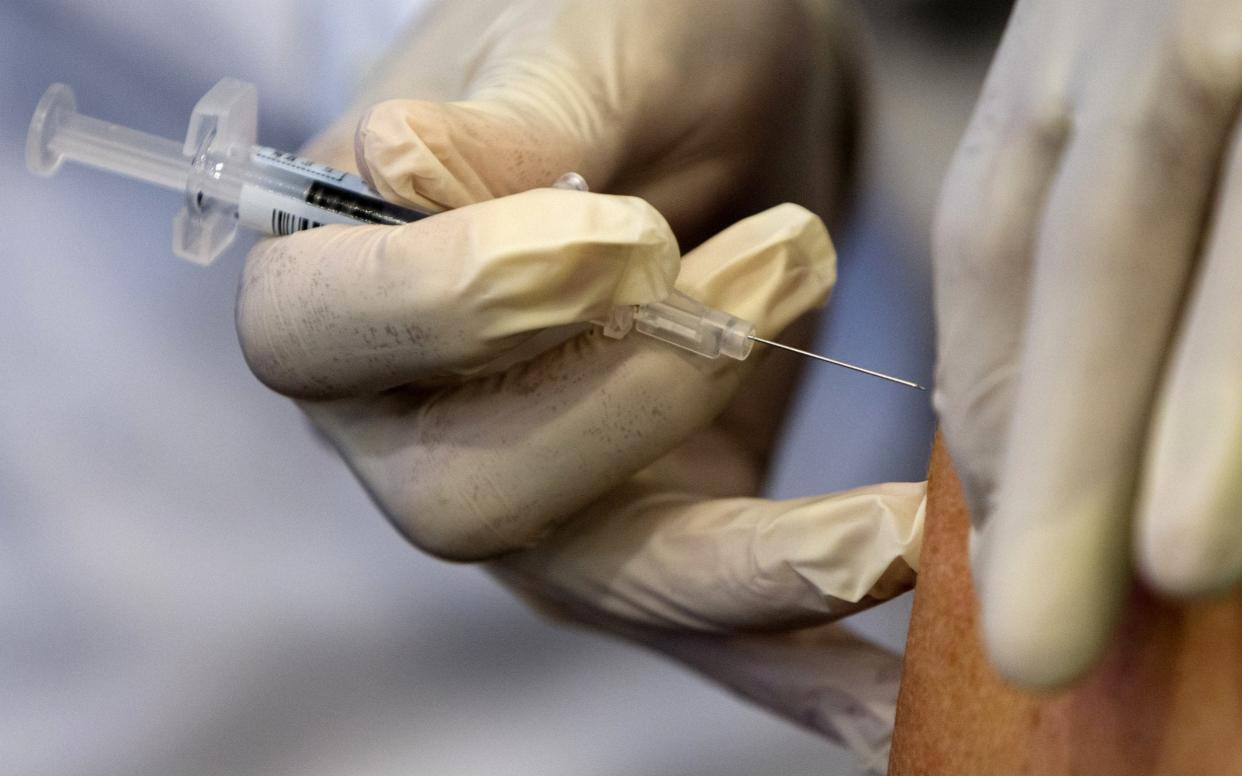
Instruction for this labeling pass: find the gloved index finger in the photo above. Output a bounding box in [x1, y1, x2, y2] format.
[237, 187, 679, 399]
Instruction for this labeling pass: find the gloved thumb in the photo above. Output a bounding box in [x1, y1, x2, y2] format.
[674, 202, 837, 338]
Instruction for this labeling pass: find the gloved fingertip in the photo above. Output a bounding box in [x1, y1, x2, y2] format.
[390, 188, 679, 345]
[745, 482, 926, 624]
[981, 610, 1103, 690]
[1137, 542, 1237, 600]
[355, 98, 587, 212]
[599, 195, 681, 306]
[1134, 385, 1242, 598]
[1135, 495, 1242, 598]
[974, 514, 1124, 689]
[678, 203, 838, 337]
[355, 99, 464, 210]
[979, 581, 1099, 690]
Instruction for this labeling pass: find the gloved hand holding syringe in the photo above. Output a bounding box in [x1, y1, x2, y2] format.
[26, 4, 933, 767]
[27, 77, 922, 390]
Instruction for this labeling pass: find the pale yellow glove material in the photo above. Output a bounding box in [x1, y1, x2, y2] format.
[238, 189, 678, 398]
[250, 202, 843, 561]
[237, 0, 917, 767]
[354, 100, 583, 213]
[499, 481, 925, 631]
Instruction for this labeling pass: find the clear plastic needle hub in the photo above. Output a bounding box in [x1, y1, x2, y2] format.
[27, 78, 925, 391]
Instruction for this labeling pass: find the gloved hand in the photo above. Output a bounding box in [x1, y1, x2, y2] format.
[238, 0, 925, 768]
[934, 0, 1242, 688]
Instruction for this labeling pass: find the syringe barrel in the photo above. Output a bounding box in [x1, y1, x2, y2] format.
[217, 147, 432, 234]
[28, 83, 186, 191]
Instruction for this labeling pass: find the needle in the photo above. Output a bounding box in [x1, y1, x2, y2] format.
[748, 335, 927, 391]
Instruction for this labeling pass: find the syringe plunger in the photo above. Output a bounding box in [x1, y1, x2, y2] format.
[27, 83, 186, 190]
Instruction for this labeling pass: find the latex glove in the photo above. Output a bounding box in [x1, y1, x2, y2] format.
[933, 0, 1242, 688]
[238, 0, 925, 766]
[238, 191, 862, 553]
[239, 186, 926, 756]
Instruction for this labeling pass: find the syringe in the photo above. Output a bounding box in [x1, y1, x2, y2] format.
[26, 78, 925, 390]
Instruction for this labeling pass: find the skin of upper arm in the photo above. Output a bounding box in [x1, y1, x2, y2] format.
[889, 434, 1242, 774]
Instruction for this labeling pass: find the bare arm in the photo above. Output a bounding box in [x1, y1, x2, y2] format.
[890, 435, 1242, 773]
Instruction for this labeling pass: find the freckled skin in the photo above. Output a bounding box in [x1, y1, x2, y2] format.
[891, 438, 1242, 775]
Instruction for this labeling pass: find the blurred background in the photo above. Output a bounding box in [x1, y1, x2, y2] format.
[0, 2, 1007, 774]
